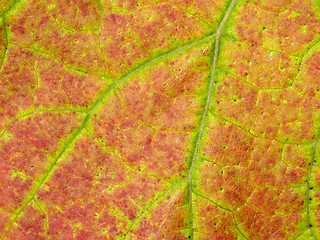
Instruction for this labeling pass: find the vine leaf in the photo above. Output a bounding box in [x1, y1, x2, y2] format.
[0, 0, 320, 239]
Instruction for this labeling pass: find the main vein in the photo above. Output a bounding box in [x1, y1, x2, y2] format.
[186, 0, 238, 239]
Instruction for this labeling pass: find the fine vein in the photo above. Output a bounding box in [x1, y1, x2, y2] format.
[293, 138, 320, 240]
[186, 0, 238, 239]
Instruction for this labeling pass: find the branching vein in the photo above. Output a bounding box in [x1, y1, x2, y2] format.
[1, 34, 213, 239]
[186, 0, 238, 239]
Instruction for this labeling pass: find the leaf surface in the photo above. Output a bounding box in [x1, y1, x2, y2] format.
[1, 0, 320, 239]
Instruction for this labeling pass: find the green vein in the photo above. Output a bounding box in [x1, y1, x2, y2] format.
[123, 179, 187, 240]
[290, 37, 320, 88]
[0, 0, 22, 17]
[289, 138, 320, 240]
[186, 0, 238, 239]
[0, 17, 8, 71]
[169, 2, 217, 30]
[1, 34, 213, 239]
[210, 110, 318, 146]
[87, 34, 214, 114]
[24, 44, 112, 79]
[192, 191, 248, 240]
[0, 109, 87, 139]
[0, 114, 89, 240]
[305, 139, 320, 240]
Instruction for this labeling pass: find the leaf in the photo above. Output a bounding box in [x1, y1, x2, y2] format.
[0, 0, 320, 239]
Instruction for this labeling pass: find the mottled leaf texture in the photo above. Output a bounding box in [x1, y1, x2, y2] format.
[1, 0, 320, 239]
